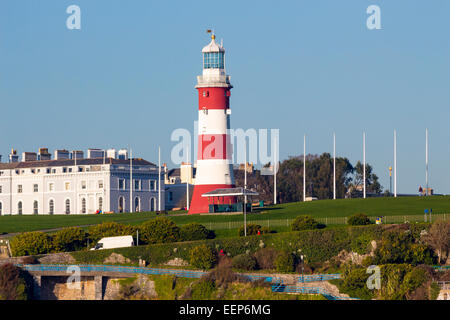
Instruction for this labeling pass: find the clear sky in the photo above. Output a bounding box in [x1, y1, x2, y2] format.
[1, 0, 449, 194]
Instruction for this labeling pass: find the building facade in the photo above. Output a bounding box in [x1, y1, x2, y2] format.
[0, 149, 164, 215]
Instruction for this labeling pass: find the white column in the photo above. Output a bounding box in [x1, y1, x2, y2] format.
[394, 130, 397, 198]
[303, 134, 306, 202]
[333, 132, 336, 200]
[363, 132, 366, 199]
[244, 141, 247, 237]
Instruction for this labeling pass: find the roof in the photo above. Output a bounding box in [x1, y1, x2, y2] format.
[202, 38, 225, 53]
[201, 187, 259, 197]
[0, 158, 156, 170]
[167, 168, 180, 177]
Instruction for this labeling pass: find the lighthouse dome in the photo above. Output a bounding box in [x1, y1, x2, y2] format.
[202, 35, 225, 53]
[202, 35, 225, 70]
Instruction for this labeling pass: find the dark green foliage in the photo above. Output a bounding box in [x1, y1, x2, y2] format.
[274, 250, 295, 273]
[430, 282, 441, 300]
[10, 232, 53, 257]
[238, 224, 270, 236]
[179, 223, 211, 241]
[88, 222, 136, 243]
[338, 267, 374, 300]
[189, 245, 217, 270]
[232, 254, 257, 271]
[191, 278, 216, 300]
[347, 214, 372, 226]
[291, 215, 321, 231]
[139, 217, 180, 244]
[374, 231, 435, 265]
[350, 233, 373, 255]
[254, 248, 278, 270]
[0, 263, 29, 300]
[53, 227, 87, 252]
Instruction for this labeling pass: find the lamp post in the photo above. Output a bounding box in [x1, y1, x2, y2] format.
[389, 166, 392, 196]
[300, 254, 305, 283]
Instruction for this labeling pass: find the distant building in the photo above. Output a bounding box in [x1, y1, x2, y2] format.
[164, 162, 195, 210]
[0, 148, 164, 215]
[419, 185, 434, 196]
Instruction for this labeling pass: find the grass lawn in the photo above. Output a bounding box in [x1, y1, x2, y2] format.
[0, 196, 449, 234]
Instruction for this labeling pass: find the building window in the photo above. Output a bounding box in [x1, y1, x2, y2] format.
[63, 167, 67, 173]
[65, 182, 71, 191]
[18, 202, 22, 215]
[0, 185, 2, 193]
[65, 199, 71, 214]
[33, 184, 38, 192]
[134, 197, 140, 212]
[203, 52, 224, 69]
[150, 180, 156, 191]
[17, 185, 22, 193]
[169, 192, 173, 202]
[49, 199, 54, 215]
[134, 179, 141, 190]
[33, 201, 38, 215]
[46, 168, 51, 174]
[0, 202, 2, 215]
[118, 179, 125, 190]
[150, 198, 156, 212]
[98, 197, 103, 212]
[49, 183, 54, 191]
[118, 197, 125, 213]
[81, 181, 86, 190]
[98, 180, 104, 189]
[81, 198, 86, 214]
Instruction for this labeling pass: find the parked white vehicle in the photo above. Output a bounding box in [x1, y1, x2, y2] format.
[90, 235, 134, 251]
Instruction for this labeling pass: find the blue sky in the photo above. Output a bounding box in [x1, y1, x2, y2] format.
[1, 0, 449, 194]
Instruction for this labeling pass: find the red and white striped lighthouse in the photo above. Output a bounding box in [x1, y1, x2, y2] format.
[188, 32, 236, 214]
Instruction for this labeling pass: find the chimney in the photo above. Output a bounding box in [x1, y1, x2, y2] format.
[38, 148, 51, 161]
[87, 148, 105, 159]
[106, 148, 117, 159]
[118, 149, 128, 160]
[54, 149, 70, 160]
[9, 149, 19, 163]
[71, 150, 84, 160]
[22, 152, 37, 162]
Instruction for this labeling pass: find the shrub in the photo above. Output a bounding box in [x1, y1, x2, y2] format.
[254, 248, 278, 270]
[179, 223, 211, 241]
[402, 267, 428, 294]
[191, 278, 216, 300]
[53, 227, 87, 252]
[232, 254, 257, 271]
[10, 232, 52, 257]
[348, 214, 372, 226]
[291, 215, 321, 231]
[351, 233, 373, 255]
[0, 263, 29, 300]
[88, 222, 136, 243]
[189, 245, 217, 270]
[238, 224, 270, 237]
[139, 217, 180, 244]
[274, 250, 295, 273]
[339, 267, 374, 300]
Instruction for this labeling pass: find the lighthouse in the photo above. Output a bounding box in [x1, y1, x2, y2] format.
[188, 32, 236, 214]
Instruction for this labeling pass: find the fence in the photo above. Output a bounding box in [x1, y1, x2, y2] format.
[270, 284, 359, 300]
[199, 213, 449, 231]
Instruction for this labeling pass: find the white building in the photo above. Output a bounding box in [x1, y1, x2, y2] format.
[0, 149, 164, 215]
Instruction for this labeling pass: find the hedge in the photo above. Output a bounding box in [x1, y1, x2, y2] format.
[70, 224, 390, 267]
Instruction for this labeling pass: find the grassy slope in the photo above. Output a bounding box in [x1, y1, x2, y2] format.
[1, 196, 449, 234]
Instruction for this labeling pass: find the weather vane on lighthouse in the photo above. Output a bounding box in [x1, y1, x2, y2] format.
[188, 31, 236, 214]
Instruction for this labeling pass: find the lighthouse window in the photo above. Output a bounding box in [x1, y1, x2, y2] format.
[203, 52, 224, 69]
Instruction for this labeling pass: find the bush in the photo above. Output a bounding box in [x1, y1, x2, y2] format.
[0, 263, 29, 300]
[53, 227, 87, 252]
[191, 278, 216, 300]
[291, 215, 321, 231]
[179, 223, 211, 241]
[139, 217, 180, 244]
[238, 224, 270, 237]
[10, 232, 53, 257]
[348, 214, 372, 226]
[339, 267, 374, 300]
[88, 222, 136, 243]
[232, 254, 257, 271]
[254, 248, 278, 270]
[189, 245, 217, 270]
[274, 250, 295, 273]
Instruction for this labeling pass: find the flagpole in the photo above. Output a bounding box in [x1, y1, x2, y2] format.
[130, 148, 133, 213]
[273, 138, 277, 205]
[158, 146, 161, 211]
[244, 141, 247, 237]
[333, 132, 336, 200]
[394, 130, 397, 198]
[426, 128, 429, 196]
[363, 132, 366, 199]
[303, 134, 306, 202]
[186, 147, 190, 210]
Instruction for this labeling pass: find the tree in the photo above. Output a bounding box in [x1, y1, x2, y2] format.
[139, 217, 180, 244]
[53, 227, 86, 252]
[0, 263, 29, 300]
[291, 215, 321, 231]
[423, 221, 450, 264]
[10, 232, 52, 257]
[88, 222, 136, 243]
[351, 161, 382, 195]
